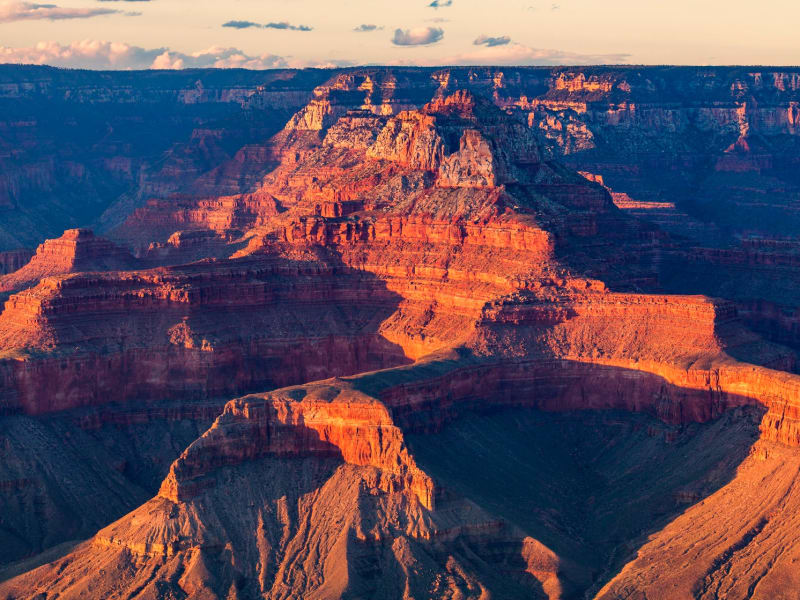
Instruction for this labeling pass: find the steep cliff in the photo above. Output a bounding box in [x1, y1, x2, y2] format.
[86, 65, 800, 355]
[0, 249, 33, 276]
[4, 65, 800, 250]
[0, 228, 137, 293]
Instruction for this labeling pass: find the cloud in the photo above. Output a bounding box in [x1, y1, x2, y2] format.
[391, 26, 443, 46]
[353, 23, 382, 32]
[151, 47, 292, 69]
[221, 20, 312, 31]
[392, 42, 629, 66]
[526, 2, 560, 10]
[474, 35, 511, 47]
[222, 20, 261, 29]
[0, 40, 351, 69]
[428, 0, 452, 6]
[0, 1, 118, 21]
[0, 40, 163, 68]
[264, 21, 312, 31]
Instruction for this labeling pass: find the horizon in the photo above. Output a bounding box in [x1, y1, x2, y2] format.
[5, 62, 800, 73]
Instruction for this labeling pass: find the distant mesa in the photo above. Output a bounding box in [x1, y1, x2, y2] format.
[0, 228, 137, 293]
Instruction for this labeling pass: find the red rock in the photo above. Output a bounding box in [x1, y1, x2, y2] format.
[4, 69, 800, 599]
[0, 229, 136, 293]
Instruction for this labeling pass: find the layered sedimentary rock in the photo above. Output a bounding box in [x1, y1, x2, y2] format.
[658, 237, 800, 353]
[3, 71, 800, 600]
[68, 64, 800, 355]
[114, 190, 281, 253]
[89, 65, 800, 354]
[0, 254, 412, 414]
[0, 66, 332, 250]
[4, 65, 800, 248]
[4, 347, 798, 599]
[0, 92, 621, 416]
[0, 249, 32, 276]
[0, 228, 136, 293]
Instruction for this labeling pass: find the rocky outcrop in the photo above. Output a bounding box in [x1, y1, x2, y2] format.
[156, 349, 800, 507]
[367, 111, 444, 170]
[4, 345, 799, 599]
[0, 255, 414, 414]
[159, 386, 434, 510]
[0, 90, 775, 420]
[0, 229, 136, 293]
[5, 65, 800, 251]
[437, 129, 499, 188]
[113, 191, 280, 251]
[0, 66, 331, 251]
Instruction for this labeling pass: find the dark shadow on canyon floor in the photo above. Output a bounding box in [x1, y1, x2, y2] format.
[334, 347, 774, 600]
[406, 405, 764, 598]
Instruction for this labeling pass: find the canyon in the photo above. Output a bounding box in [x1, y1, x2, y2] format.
[0, 65, 799, 599]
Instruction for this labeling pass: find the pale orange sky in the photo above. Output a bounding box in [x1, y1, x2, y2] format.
[1, 0, 798, 69]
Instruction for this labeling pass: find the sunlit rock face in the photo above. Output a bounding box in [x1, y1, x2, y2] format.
[2, 67, 800, 599]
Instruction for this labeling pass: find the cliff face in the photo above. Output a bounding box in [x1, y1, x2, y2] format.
[5, 65, 800, 249]
[0, 92, 653, 417]
[0, 255, 414, 414]
[79, 66, 800, 356]
[525, 68, 800, 244]
[2, 69, 800, 599]
[0, 228, 137, 293]
[0, 66, 332, 250]
[3, 353, 794, 599]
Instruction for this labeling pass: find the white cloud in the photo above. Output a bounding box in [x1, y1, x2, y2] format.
[0, 40, 350, 69]
[0, 38, 626, 70]
[391, 26, 444, 46]
[418, 42, 629, 66]
[0, 1, 118, 22]
[0, 40, 161, 68]
[151, 46, 291, 69]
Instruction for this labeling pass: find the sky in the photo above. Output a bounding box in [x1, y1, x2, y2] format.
[0, 0, 798, 70]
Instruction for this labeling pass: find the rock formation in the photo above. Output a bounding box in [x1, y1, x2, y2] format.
[1, 68, 800, 599]
[0, 228, 137, 293]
